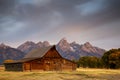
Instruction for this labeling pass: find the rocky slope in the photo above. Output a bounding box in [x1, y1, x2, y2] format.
[0, 43, 25, 64]
[56, 38, 105, 60]
[17, 41, 50, 53]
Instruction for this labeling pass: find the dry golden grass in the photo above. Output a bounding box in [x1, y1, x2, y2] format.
[0, 66, 120, 80]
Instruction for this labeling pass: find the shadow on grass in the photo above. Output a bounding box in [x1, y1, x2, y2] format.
[21, 72, 54, 77]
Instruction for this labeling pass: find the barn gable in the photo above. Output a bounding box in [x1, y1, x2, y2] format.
[42, 46, 62, 58]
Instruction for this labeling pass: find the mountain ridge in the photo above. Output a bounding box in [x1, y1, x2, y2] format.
[17, 41, 50, 53]
[56, 38, 105, 60]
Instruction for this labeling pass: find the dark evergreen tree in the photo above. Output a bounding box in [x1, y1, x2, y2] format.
[102, 49, 120, 69]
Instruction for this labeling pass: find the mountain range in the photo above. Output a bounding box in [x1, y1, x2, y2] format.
[0, 38, 105, 64]
[56, 38, 105, 60]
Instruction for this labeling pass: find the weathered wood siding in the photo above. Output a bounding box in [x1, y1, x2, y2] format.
[61, 59, 77, 71]
[4, 63, 23, 71]
[23, 47, 77, 71]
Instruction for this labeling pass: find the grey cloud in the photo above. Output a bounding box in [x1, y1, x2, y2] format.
[72, 0, 120, 28]
[0, 0, 17, 17]
[0, 0, 120, 49]
[1, 0, 120, 29]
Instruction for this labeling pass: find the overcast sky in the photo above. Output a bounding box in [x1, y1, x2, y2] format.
[0, 0, 120, 50]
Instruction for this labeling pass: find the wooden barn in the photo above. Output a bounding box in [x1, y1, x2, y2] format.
[4, 45, 77, 71]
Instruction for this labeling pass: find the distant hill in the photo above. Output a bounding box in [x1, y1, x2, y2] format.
[0, 43, 25, 64]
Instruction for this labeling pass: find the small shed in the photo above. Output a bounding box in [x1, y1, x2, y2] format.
[4, 45, 77, 71]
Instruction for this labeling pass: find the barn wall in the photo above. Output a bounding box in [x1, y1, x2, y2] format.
[23, 47, 77, 71]
[43, 58, 63, 71]
[23, 62, 31, 71]
[30, 58, 44, 71]
[23, 58, 76, 71]
[23, 58, 63, 71]
[21, 46, 77, 71]
[4, 63, 23, 71]
[61, 59, 77, 71]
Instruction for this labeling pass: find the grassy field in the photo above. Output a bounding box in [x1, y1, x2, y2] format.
[0, 66, 120, 80]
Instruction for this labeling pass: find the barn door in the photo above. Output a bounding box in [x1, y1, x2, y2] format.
[54, 63, 61, 71]
[24, 63, 31, 71]
[45, 63, 50, 71]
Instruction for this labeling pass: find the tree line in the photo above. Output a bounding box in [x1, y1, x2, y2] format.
[76, 48, 120, 69]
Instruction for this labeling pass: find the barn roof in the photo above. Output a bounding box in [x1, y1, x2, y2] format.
[24, 45, 53, 59]
[4, 46, 54, 64]
[4, 58, 38, 63]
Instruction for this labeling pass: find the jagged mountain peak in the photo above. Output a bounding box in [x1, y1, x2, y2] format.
[37, 41, 43, 47]
[17, 41, 50, 53]
[83, 42, 93, 48]
[70, 41, 81, 50]
[37, 41, 42, 44]
[57, 38, 75, 52]
[58, 38, 70, 46]
[43, 41, 50, 46]
[71, 41, 77, 44]
[17, 41, 37, 53]
[59, 37, 68, 43]
[0, 43, 10, 49]
[61, 37, 67, 40]
[80, 42, 105, 55]
[23, 41, 36, 45]
[17, 41, 37, 49]
[37, 41, 50, 47]
[0, 43, 6, 47]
